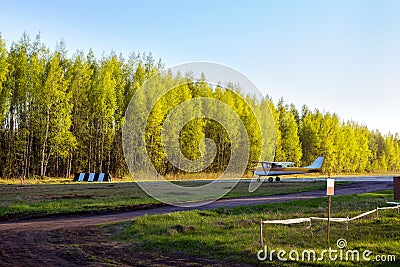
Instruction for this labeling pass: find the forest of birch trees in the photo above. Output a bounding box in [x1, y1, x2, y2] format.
[0, 34, 399, 179]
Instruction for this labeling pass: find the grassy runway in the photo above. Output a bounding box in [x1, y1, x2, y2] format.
[0, 180, 326, 221]
[0, 179, 397, 266]
[105, 190, 399, 266]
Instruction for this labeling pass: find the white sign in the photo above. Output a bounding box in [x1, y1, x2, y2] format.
[327, 178, 335, 195]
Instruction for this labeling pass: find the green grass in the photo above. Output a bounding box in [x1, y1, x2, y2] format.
[0, 182, 157, 220]
[224, 181, 326, 198]
[0, 181, 327, 221]
[106, 190, 400, 266]
[1, 170, 397, 185]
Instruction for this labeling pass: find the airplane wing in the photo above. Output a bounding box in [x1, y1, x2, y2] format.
[252, 161, 295, 165]
[274, 162, 295, 167]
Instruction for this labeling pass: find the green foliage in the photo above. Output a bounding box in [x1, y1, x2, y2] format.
[0, 35, 9, 122]
[276, 99, 302, 164]
[299, 105, 322, 166]
[39, 51, 74, 178]
[0, 33, 399, 178]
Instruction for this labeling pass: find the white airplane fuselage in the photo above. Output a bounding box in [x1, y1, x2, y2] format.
[253, 157, 325, 178]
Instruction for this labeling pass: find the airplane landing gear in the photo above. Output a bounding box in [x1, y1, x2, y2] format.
[275, 177, 281, 182]
[268, 177, 274, 182]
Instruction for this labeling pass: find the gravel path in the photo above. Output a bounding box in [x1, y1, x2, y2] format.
[0, 181, 392, 232]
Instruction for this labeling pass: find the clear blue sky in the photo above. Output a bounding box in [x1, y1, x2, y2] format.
[1, 0, 399, 134]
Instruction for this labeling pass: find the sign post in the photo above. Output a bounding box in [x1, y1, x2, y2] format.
[326, 174, 334, 243]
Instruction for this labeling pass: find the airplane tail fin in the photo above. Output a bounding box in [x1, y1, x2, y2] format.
[306, 157, 325, 170]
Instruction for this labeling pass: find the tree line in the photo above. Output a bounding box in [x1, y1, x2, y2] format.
[273, 100, 400, 173]
[0, 33, 399, 179]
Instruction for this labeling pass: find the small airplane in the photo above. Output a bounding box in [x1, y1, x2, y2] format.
[253, 156, 325, 182]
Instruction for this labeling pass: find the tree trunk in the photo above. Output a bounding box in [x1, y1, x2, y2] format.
[66, 153, 72, 178]
[88, 124, 92, 172]
[100, 130, 104, 172]
[40, 109, 50, 179]
[107, 150, 111, 174]
[26, 129, 33, 177]
[43, 146, 52, 178]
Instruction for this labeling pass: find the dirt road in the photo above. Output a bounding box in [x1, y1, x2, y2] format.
[0, 181, 393, 266]
[0, 181, 392, 232]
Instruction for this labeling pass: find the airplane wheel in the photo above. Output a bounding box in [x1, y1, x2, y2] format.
[275, 177, 280, 182]
[268, 177, 274, 183]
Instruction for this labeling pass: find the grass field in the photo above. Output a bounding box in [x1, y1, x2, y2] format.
[0, 181, 327, 221]
[105, 190, 399, 266]
[1, 170, 398, 185]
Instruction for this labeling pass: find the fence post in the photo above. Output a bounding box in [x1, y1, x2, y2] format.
[260, 219, 263, 247]
[327, 195, 332, 243]
[309, 218, 313, 237]
[376, 207, 379, 219]
[346, 216, 349, 231]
